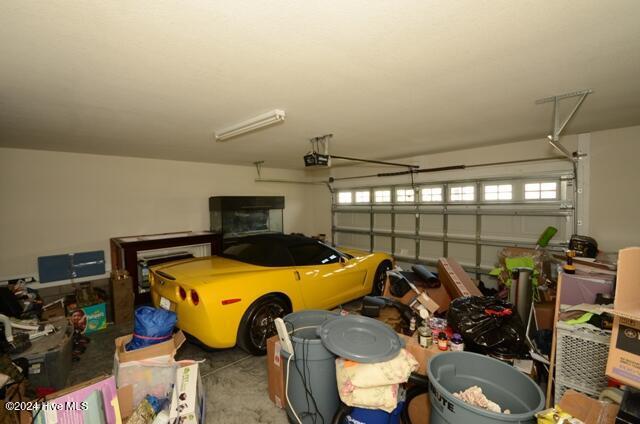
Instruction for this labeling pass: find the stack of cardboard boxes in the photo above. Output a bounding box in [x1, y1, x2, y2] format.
[15, 330, 204, 423]
[606, 247, 640, 391]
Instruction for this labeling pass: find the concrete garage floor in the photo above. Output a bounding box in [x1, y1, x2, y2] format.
[68, 323, 288, 424]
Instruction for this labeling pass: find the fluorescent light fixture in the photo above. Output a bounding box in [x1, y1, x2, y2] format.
[215, 109, 285, 141]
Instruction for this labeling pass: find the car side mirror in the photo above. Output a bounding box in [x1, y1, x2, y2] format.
[339, 256, 347, 266]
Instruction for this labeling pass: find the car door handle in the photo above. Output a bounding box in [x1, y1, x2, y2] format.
[294, 271, 300, 281]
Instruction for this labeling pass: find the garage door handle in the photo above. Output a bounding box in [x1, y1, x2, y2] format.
[294, 271, 300, 281]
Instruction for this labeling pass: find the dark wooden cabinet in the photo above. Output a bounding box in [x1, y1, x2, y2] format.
[110, 231, 222, 304]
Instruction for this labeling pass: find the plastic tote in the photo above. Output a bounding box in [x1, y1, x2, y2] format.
[428, 352, 544, 424]
[281, 310, 340, 424]
[345, 402, 404, 424]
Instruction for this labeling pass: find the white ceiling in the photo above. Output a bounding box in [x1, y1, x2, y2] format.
[1, 1, 639, 169]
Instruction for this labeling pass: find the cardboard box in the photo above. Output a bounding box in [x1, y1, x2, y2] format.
[416, 292, 441, 315]
[117, 362, 205, 423]
[41, 301, 66, 320]
[399, 334, 438, 424]
[110, 274, 134, 324]
[83, 303, 107, 334]
[606, 247, 640, 390]
[114, 330, 186, 364]
[399, 333, 444, 375]
[114, 331, 187, 410]
[610, 247, 640, 320]
[534, 301, 556, 330]
[558, 389, 619, 424]
[383, 275, 451, 314]
[32, 375, 121, 424]
[437, 258, 482, 299]
[68, 302, 107, 334]
[169, 363, 204, 424]
[407, 392, 431, 424]
[267, 335, 286, 408]
[606, 316, 640, 389]
[116, 385, 134, 421]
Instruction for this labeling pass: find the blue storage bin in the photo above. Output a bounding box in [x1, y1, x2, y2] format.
[345, 402, 404, 424]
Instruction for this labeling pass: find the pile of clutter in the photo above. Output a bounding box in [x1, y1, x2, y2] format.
[267, 257, 546, 424]
[112, 306, 205, 423]
[1, 303, 205, 423]
[271, 310, 419, 423]
[1, 272, 129, 399]
[1, 279, 43, 319]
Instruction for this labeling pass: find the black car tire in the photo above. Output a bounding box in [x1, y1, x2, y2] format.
[371, 260, 393, 296]
[237, 295, 289, 355]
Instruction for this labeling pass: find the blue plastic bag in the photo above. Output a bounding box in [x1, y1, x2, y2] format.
[125, 306, 177, 351]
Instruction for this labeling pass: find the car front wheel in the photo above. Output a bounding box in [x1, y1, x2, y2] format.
[237, 295, 288, 355]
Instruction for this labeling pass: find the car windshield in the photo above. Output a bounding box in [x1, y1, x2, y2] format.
[222, 240, 293, 267]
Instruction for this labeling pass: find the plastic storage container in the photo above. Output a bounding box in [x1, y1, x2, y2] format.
[554, 321, 611, 404]
[428, 352, 544, 424]
[11, 317, 72, 389]
[282, 310, 340, 424]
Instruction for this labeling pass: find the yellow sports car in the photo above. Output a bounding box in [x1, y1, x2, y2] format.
[149, 234, 393, 354]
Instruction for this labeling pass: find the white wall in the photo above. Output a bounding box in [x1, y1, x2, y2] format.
[0, 148, 324, 278]
[2, 125, 637, 279]
[589, 125, 640, 252]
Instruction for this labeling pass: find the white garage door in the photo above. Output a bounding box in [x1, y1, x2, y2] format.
[332, 168, 575, 278]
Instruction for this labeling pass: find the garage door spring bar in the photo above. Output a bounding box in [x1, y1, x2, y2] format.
[536, 89, 592, 162]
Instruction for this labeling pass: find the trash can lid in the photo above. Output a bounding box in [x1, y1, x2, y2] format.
[319, 315, 403, 363]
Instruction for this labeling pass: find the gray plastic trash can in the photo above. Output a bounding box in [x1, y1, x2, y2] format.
[281, 310, 340, 424]
[428, 352, 545, 424]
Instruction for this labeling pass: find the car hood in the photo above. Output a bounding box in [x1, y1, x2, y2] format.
[151, 256, 269, 283]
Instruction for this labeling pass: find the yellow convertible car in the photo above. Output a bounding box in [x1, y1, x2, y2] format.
[149, 234, 393, 354]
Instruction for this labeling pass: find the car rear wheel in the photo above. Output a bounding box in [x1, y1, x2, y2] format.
[237, 295, 289, 355]
[371, 260, 392, 296]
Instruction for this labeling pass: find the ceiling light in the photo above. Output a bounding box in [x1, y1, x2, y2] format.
[215, 109, 285, 142]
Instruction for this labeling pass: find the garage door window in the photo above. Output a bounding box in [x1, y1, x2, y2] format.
[337, 192, 352, 204]
[421, 187, 442, 202]
[396, 188, 415, 202]
[355, 191, 370, 203]
[484, 184, 512, 201]
[450, 185, 475, 201]
[525, 182, 557, 200]
[374, 190, 391, 203]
